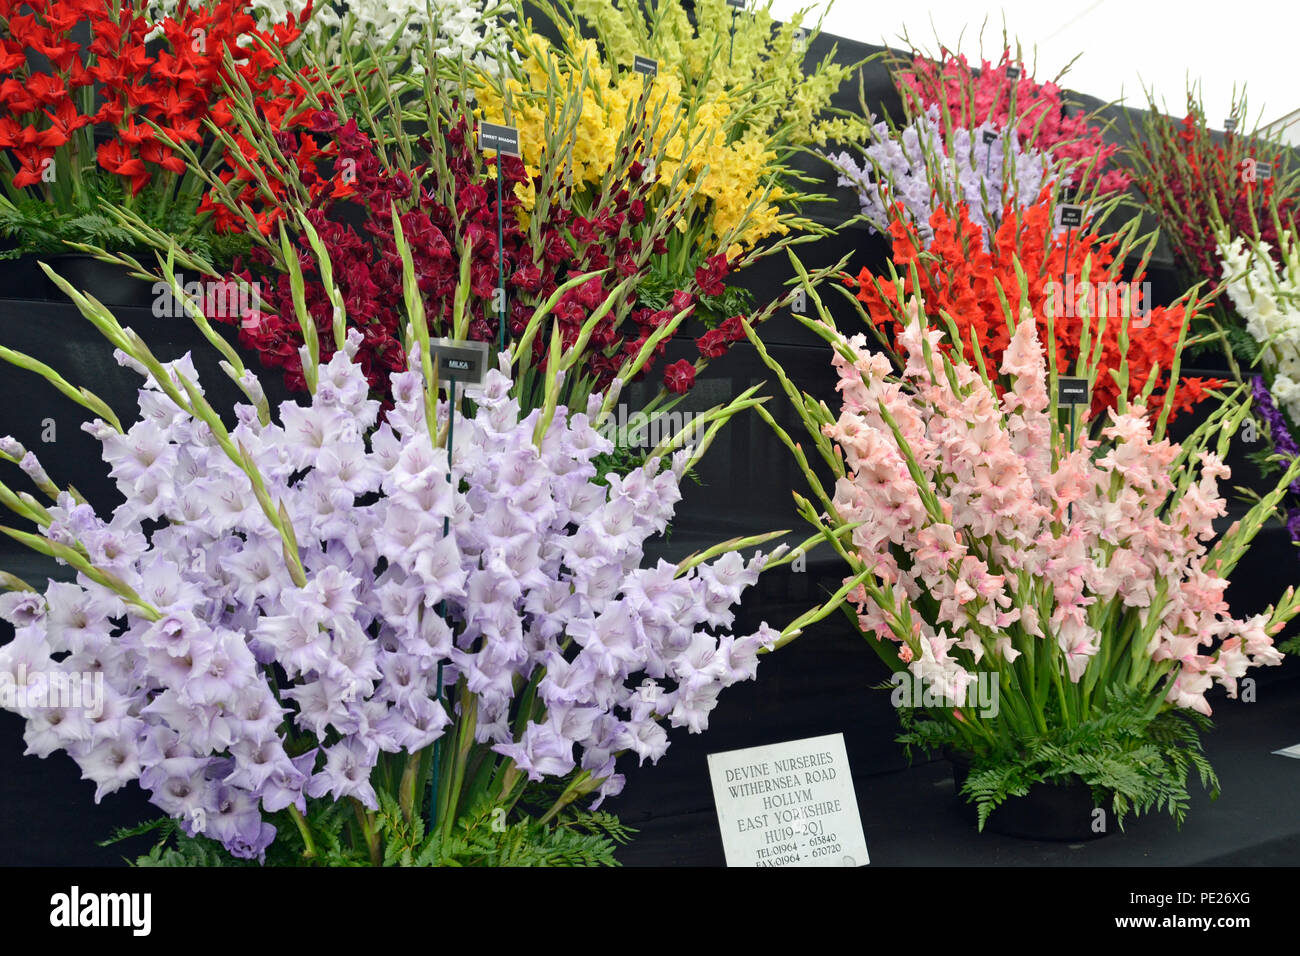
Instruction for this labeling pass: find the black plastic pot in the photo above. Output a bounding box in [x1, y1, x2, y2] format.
[950, 753, 1110, 842]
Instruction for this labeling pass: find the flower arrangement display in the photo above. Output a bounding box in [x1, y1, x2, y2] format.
[0, 0, 312, 260]
[827, 105, 1053, 249]
[0, 244, 842, 865]
[1128, 85, 1297, 289]
[892, 44, 1131, 196]
[747, 258, 1300, 827]
[6, 0, 1300, 871]
[87, 11, 839, 421]
[846, 186, 1219, 420]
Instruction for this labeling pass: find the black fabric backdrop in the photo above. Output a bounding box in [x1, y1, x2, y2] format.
[3, 21, 1300, 867]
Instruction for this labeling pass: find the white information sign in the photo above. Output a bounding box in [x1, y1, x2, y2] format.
[707, 732, 868, 867]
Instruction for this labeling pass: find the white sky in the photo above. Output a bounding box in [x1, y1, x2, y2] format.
[771, 0, 1298, 128]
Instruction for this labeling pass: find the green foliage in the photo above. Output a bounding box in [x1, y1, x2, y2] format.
[431, 801, 633, 867]
[105, 798, 635, 868]
[293, 801, 375, 866]
[900, 687, 1219, 830]
[105, 805, 373, 867]
[0, 184, 248, 264]
[592, 444, 653, 481]
[0, 197, 132, 259]
[894, 705, 961, 763]
[363, 794, 635, 867]
[373, 789, 440, 866]
[102, 818, 261, 867]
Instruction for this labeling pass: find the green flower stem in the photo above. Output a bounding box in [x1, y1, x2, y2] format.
[297, 214, 348, 354]
[508, 669, 546, 743]
[1081, 600, 1123, 714]
[451, 242, 474, 342]
[674, 529, 789, 578]
[458, 749, 499, 821]
[1049, 649, 1074, 727]
[1033, 624, 1054, 714]
[352, 798, 382, 866]
[497, 157, 506, 352]
[38, 277, 303, 595]
[645, 383, 766, 462]
[555, 276, 637, 377]
[537, 771, 594, 827]
[288, 804, 317, 861]
[176, 379, 308, 589]
[596, 299, 696, 425]
[742, 313, 844, 478]
[751, 405, 838, 515]
[437, 687, 479, 845]
[533, 323, 564, 447]
[430, 668, 447, 833]
[0, 525, 159, 621]
[398, 752, 423, 825]
[155, 252, 269, 423]
[62, 256, 306, 588]
[277, 224, 320, 394]
[995, 655, 1041, 736]
[951, 700, 1002, 748]
[773, 567, 875, 650]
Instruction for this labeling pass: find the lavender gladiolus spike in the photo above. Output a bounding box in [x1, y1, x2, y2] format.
[0, 345, 778, 860]
[827, 107, 1053, 250]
